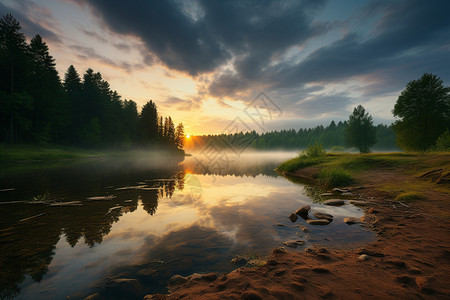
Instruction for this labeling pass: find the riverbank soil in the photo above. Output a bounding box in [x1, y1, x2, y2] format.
[144, 154, 450, 300]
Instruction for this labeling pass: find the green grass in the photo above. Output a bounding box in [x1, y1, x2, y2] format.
[277, 156, 324, 173]
[394, 192, 426, 202]
[318, 167, 354, 187]
[277, 151, 450, 190]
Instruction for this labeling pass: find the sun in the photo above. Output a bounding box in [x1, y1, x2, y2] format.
[186, 134, 190, 139]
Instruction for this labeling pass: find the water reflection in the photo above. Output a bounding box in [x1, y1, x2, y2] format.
[0, 152, 374, 299]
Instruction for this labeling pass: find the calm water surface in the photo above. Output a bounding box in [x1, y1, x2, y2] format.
[0, 152, 375, 299]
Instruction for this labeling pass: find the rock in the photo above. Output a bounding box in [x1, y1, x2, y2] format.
[344, 217, 361, 225]
[313, 212, 333, 220]
[168, 275, 188, 287]
[319, 193, 333, 197]
[248, 259, 266, 266]
[272, 247, 287, 254]
[188, 273, 217, 282]
[357, 254, 370, 261]
[349, 200, 367, 206]
[276, 223, 286, 227]
[332, 188, 349, 193]
[323, 199, 345, 206]
[283, 240, 305, 248]
[289, 213, 298, 222]
[295, 205, 311, 216]
[415, 276, 432, 292]
[267, 258, 278, 266]
[231, 255, 248, 265]
[83, 293, 101, 300]
[318, 247, 329, 253]
[306, 219, 331, 225]
[356, 248, 384, 257]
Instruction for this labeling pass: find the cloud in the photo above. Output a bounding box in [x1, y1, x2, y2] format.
[0, 0, 62, 43]
[163, 96, 202, 111]
[69, 44, 142, 72]
[72, 0, 329, 77]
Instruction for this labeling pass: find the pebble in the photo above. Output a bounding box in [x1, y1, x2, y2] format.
[313, 212, 333, 220]
[289, 213, 298, 222]
[295, 205, 311, 216]
[357, 254, 370, 261]
[344, 217, 361, 225]
[323, 199, 345, 206]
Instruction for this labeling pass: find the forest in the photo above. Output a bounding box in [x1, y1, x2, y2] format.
[0, 14, 184, 150]
[185, 121, 397, 152]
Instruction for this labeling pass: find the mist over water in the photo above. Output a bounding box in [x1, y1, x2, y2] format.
[0, 151, 374, 299]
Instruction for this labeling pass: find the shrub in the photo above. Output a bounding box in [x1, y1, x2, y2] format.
[435, 129, 450, 151]
[303, 143, 326, 158]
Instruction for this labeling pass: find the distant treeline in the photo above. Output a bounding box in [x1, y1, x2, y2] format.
[185, 121, 397, 151]
[0, 14, 184, 150]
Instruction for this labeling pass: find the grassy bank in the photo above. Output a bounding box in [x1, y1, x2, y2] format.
[277, 152, 450, 194]
[0, 144, 185, 163]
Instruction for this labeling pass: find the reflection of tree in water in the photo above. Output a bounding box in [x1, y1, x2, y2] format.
[0, 165, 186, 299]
[140, 192, 158, 215]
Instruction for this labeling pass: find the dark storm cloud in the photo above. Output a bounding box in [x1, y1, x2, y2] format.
[207, 0, 450, 104]
[0, 1, 62, 43]
[74, 0, 329, 76]
[276, 0, 450, 87]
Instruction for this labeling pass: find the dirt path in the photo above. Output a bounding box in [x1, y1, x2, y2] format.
[144, 165, 450, 300]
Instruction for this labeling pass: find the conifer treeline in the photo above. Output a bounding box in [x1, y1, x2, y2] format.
[185, 121, 397, 151]
[0, 14, 184, 149]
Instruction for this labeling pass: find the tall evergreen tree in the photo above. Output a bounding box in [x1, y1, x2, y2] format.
[139, 100, 159, 141]
[175, 123, 185, 149]
[29, 34, 67, 143]
[0, 14, 32, 143]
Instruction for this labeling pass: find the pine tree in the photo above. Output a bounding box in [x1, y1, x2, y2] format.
[175, 123, 185, 149]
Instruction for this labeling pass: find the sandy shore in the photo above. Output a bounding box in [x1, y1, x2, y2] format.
[143, 161, 450, 300]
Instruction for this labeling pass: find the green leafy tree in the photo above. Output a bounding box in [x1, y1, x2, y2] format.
[345, 105, 377, 153]
[392, 73, 450, 151]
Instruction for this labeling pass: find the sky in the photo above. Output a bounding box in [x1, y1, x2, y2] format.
[1, 0, 449, 135]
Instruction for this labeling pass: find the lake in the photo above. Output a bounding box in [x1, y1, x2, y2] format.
[0, 151, 375, 299]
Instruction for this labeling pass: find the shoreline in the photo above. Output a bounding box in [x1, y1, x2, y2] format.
[142, 153, 450, 299]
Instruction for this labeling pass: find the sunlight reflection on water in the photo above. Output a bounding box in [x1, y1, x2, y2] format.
[0, 152, 375, 299]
